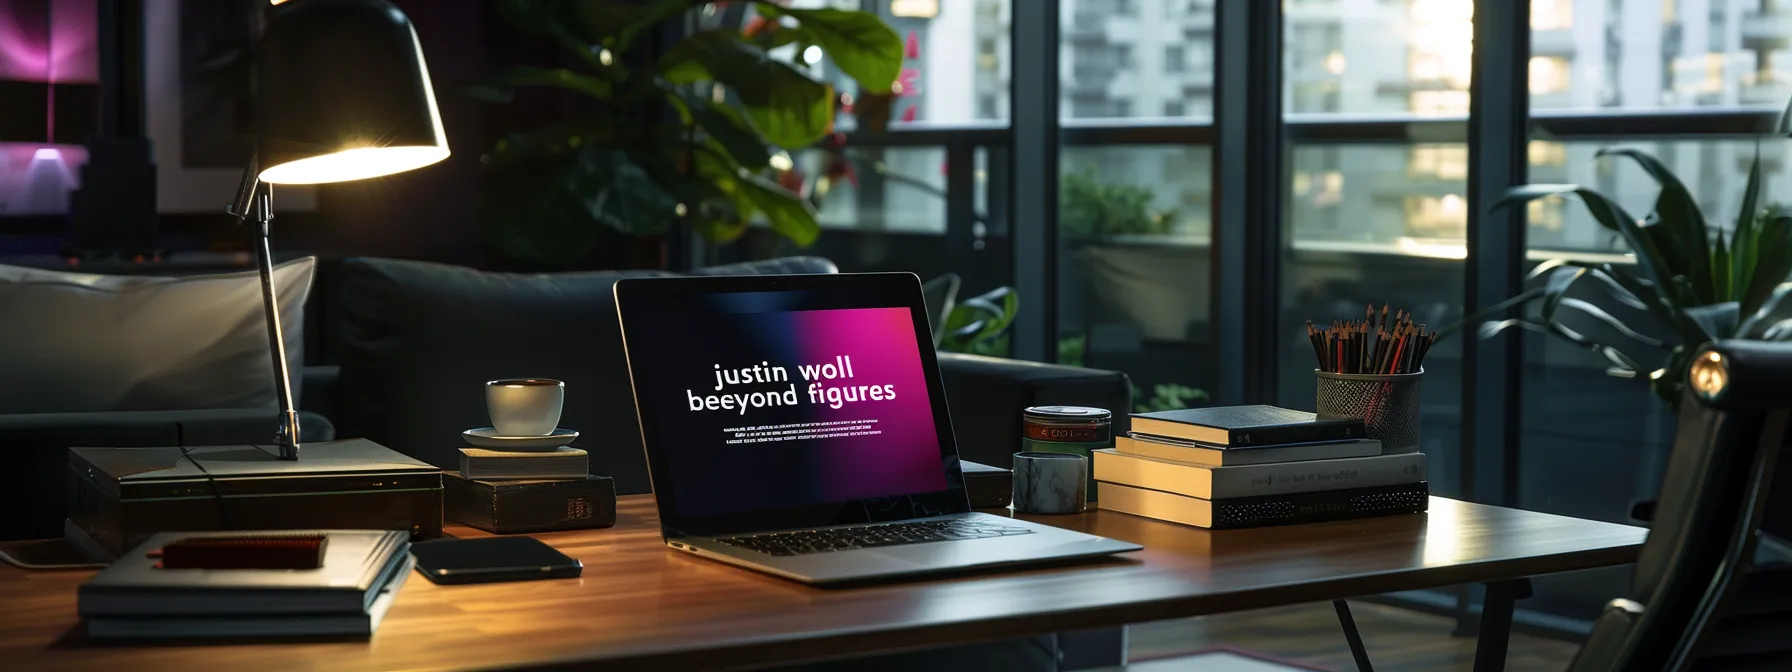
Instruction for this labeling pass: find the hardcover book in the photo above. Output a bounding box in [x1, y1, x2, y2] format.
[79, 530, 411, 618]
[1130, 405, 1364, 447]
[459, 447, 589, 481]
[84, 557, 414, 641]
[1093, 449, 1425, 500]
[1097, 481, 1429, 529]
[1114, 435, 1382, 466]
[444, 474, 616, 534]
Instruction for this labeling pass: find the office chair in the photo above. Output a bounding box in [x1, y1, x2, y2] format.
[1568, 340, 1791, 672]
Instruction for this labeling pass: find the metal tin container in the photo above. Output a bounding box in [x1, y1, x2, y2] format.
[1020, 405, 1113, 501]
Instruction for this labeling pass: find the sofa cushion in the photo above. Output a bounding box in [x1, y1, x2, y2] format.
[0, 257, 315, 414]
[335, 258, 673, 492]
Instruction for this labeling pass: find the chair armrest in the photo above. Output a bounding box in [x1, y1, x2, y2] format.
[0, 409, 336, 542]
[936, 353, 1131, 469]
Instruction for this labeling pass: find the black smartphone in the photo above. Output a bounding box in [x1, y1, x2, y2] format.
[410, 537, 583, 585]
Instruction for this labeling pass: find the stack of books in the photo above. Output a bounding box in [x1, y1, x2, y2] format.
[1095, 405, 1428, 529]
[78, 530, 413, 640]
[447, 444, 616, 534]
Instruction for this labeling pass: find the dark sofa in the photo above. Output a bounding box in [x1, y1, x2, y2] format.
[5, 256, 1130, 541]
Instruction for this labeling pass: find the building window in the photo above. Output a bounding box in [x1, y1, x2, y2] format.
[1165, 45, 1185, 73]
[1408, 145, 1469, 180]
[1164, 100, 1185, 116]
[1114, 100, 1133, 117]
[1115, 44, 1134, 68]
[1404, 194, 1469, 240]
[977, 96, 998, 119]
[1529, 56, 1571, 94]
[1532, 0, 1573, 30]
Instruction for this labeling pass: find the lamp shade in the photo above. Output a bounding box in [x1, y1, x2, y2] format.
[253, 0, 448, 185]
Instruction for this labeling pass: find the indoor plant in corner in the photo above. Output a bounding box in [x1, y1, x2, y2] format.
[1458, 148, 1792, 405]
[471, 0, 901, 267]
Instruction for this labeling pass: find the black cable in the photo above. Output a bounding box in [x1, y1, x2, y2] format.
[176, 422, 234, 531]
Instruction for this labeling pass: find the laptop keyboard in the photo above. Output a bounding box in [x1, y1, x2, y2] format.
[716, 519, 1034, 556]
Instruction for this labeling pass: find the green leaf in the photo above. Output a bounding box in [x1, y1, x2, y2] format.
[1494, 184, 1720, 354]
[1526, 260, 1650, 311]
[579, 148, 682, 236]
[466, 67, 614, 103]
[690, 146, 818, 245]
[1435, 286, 1545, 340]
[1741, 217, 1792, 314]
[1494, 185, 1671, 294]
[1733, 152, 1764, 298]
[758, 5, 903, 92]
[1739, 283, 1792, 337]
[674, 93, 772, 170]
[659, 31, 835, 148]
[605, 0, 700, 54]
[1539, 266, 1587, 323]
[1683, 301, 1740, 341]
[497, 0, 608, 72]
[482, 118, 614, 169]
[734, 170, 821, 245]
[1554, 298, 1668, 349]
[1713, 226, 1732, 301]
[1598, 148, 1711, 301]
[1762, 317, 1792, 340]
[1479, 318, 1642, 373]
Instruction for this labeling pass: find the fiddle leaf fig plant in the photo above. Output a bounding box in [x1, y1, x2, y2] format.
[471, 0, 901, 266]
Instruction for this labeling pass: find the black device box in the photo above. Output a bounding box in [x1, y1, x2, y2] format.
[962, 460, 1013, 509]
[67, 439, 443, 559]
[444, 474, 617, 534]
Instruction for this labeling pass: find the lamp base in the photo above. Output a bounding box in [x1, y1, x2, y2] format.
[66, 439, 442, 559]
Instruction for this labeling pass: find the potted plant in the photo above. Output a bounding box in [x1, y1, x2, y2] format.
[1456, 149, 1792, 404]
[470, 0, 901, 267]
[1060, 167, 1202, 343]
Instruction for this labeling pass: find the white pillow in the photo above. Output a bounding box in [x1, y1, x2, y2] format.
[0, 257, 316, 413]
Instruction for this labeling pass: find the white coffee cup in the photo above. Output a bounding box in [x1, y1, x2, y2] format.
[486, 378, 564, 436]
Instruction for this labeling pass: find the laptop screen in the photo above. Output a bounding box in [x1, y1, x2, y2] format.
[616, 275, 968, 536]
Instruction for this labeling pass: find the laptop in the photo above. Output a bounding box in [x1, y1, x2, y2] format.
[614, 273, 1140, 585]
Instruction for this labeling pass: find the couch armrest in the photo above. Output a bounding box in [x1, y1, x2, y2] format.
[936, 353, 1131, 470]
[0, 409, 336, 542]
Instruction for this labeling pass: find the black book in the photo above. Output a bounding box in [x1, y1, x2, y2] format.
[1130, 405, 1365, 447]
[1097, 481, 1428, 529]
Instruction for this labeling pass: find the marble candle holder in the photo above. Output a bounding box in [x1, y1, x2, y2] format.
[1011, 452, 1088, 514]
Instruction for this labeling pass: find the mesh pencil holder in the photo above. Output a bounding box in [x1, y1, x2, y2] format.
[1315, 368, 1423, 453]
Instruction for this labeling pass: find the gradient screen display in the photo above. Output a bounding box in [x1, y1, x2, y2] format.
[628, 292, 950, 522]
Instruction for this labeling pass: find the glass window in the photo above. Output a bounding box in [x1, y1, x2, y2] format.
[1531, 0, 1788, 110]
[1284, 0, 1470, 115]
[1055, 0, 1217, 414]
[1062, 0, 1215, 121]
[869, 0, 1013, 125]
[1279, 0, 1472, 498]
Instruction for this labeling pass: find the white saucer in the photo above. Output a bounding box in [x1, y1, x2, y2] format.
[462, 427, 579, 451]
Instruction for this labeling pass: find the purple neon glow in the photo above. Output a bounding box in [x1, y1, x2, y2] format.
[0, 0, 96, 82]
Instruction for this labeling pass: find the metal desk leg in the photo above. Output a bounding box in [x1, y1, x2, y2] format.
[1333, 599, 1375, 672]
[1473, 579, 1533, 672]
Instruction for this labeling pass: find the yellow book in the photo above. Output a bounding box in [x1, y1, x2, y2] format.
[1113, 435, 1380, 467]
[1093, 448, 1425, 500]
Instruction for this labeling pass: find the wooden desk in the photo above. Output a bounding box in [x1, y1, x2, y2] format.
[1, 495, 1645, 672]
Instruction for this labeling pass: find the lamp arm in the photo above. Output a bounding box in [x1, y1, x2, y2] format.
[228, 158, 303, 460]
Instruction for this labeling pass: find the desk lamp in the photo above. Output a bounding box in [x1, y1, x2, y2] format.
[230, 0, 449, 459]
